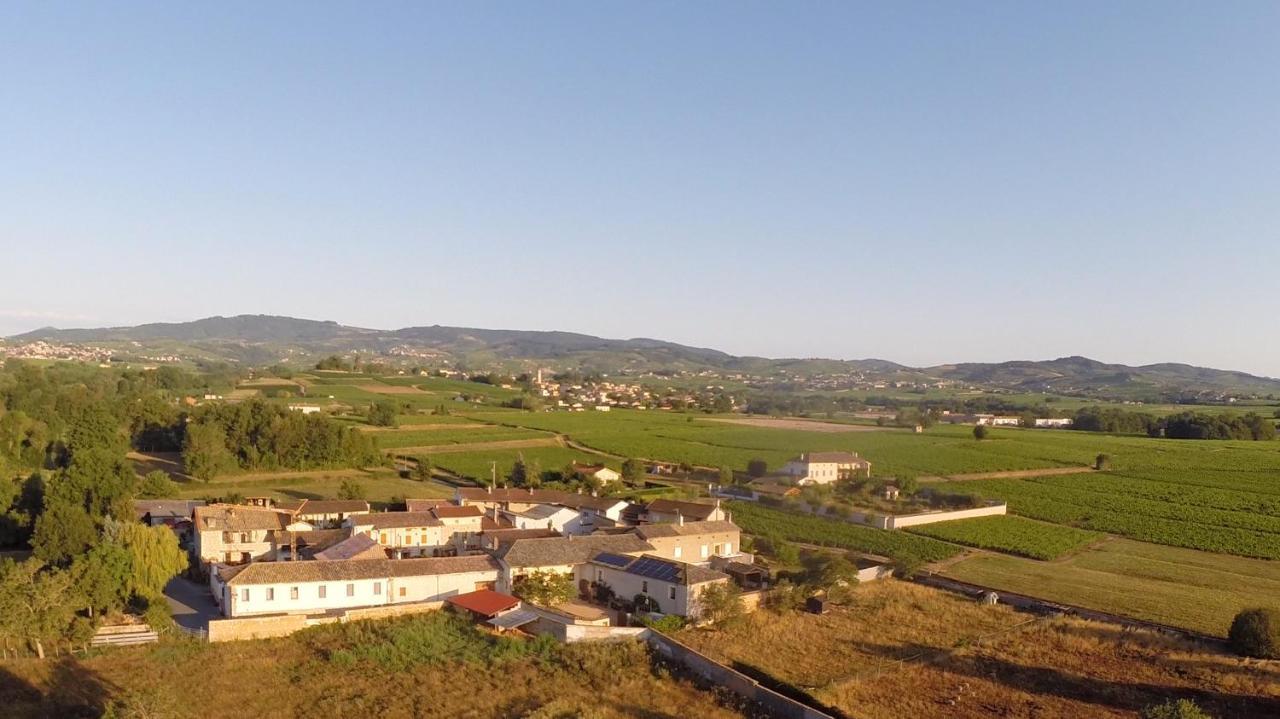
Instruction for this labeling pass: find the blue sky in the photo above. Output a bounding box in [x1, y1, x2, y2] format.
[2, 2, 1278, 374]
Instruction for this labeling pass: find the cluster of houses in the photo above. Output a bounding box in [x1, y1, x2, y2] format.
[153, 489, 753, 628]
[941, 412, 1074, 428]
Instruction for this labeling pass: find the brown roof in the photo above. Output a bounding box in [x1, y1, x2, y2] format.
[276, 528, 351, 553]
[273, 499, 306, 512]
[480, 528, 561, 544]
[496, 533, 653, 568]
[352, 512, 443, 529]
[194, 505, 292, 532]
[134, 499, 204, 521]
[297, 499, 370, 515]
[431, 505, 484, 519]
[635, 520, 739, 539]
[446, 589, 521, 617]
[226, 555, 500, 586]
[644, 499, 721, 520]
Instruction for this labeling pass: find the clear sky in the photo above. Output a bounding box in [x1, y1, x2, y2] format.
[2, 2, 1278, 375]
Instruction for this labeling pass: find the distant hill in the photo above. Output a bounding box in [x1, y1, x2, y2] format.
[10, 315, 1280, 397]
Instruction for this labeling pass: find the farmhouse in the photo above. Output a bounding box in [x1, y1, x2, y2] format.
[634, 520, 741, 565]
[577, 553, 730, 620]
[571, 463, 621, 485]
[493, 533, 654, 593]
[1034, 417, 1075, 428]
[193, 504, 303, 569]
[781, 451, 872, 485]
[213, 555, 501, 618]
[501, 504, 584, 534]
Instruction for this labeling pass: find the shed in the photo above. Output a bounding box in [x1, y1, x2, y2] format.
[446, 590, 522, 621]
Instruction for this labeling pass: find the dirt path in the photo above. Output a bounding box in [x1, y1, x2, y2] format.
[919, 466, 1095, 483]
[703, 417, 895, 433]
[385, 437, 562, 454]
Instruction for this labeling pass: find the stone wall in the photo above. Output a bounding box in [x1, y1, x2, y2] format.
[883, 503, 1007, 529]
[207, 614, 308, 642]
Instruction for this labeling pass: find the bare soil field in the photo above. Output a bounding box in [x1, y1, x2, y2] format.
[704, 417, 895, 433]
[920, 466, 1095, 483]
[225, 388, 261, 400]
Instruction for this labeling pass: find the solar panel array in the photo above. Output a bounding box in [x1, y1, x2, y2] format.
[627, 556, 682, 583]
[593, 552, 633, 568]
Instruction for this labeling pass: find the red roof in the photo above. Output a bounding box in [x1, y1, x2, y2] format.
[446, 590, 521, 617]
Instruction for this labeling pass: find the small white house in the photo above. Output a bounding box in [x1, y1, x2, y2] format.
[571, 463, 621, 485]
[577, 553, 730, 619]
[1034, 418, 1074, 428]
[781, 452, 872, 485]
[287, 404, 322, 415]
[501, 504, 584, 535]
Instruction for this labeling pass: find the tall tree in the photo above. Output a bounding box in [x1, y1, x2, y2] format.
[0, 559, 82, 659]
[32, 501, 97, 565]
[182, 421, 232, 482]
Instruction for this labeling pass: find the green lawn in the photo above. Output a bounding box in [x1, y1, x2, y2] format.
[905, 515, 1102, 560]
[942, 538, 1280, 637]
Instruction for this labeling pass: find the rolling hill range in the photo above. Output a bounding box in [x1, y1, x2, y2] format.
[8, 315, 1280, 397]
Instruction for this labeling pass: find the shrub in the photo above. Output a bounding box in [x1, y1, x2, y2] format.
[1228, 607, 1279, 659]
[973, 425, 989, 440]
[1140, 698, 1212, 719]
[1095, 453, 1112, 471]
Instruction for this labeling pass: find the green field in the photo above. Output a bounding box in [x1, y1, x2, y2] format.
[942, 538, 1280, 637]
[173, 468, 454, 506]
[905, 515, 1102, 560]
[426, 446, 618, 482]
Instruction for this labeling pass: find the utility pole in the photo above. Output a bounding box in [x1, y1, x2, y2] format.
[490, 461, 497, 487]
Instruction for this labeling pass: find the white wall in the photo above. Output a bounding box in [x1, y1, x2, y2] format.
[884, 503, 1007, 529]
[225, 568, 499, 617]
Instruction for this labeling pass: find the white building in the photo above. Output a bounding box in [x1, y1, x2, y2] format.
[287, 404, 322, 414]
[576, 553, 730, 620]
[213, 555, 501, 618]
[501, 504, 585, 534]
[780, 452, 872, 485]
[570, 463, 622, 485]
[1034, 418, 1075, 428]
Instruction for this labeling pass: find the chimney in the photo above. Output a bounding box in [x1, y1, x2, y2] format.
[677, 511, 684, 526]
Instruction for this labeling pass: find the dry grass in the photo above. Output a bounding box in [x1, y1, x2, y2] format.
[677, 579, 1280, 718]
[355, 383, 432, 395]
[0, 623, 750, 719]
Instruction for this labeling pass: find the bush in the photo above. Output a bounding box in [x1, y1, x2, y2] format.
[1140, 698, 1212, 719]
[1095, 453, 1112, 471]
[973, 425, 989, 440]
[1228, 607, 1279, 659]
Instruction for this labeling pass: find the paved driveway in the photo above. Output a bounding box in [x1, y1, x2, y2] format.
[164, 576, 220, 632]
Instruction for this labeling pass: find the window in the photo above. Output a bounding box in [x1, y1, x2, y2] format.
[290, 587, 299, 600]
[673, 546, 682, 559]
[641, 581, 648, 593]
[346, 583, 355, 597]
[596, 570, 603, 581]
[399, 586, 406, 597]
[668, 586, 676, 600]
[374, 582, 382, 595]
[240, 533, 249, 544]
[241, 588, 250, 602]
[223, 532, 233, 543]
[319, 585, 327, 599]
[723, 542, 733, 555]
[700, 544, 709, 558]
[266, 588, 275, 601]
[380, 532, 388, 544]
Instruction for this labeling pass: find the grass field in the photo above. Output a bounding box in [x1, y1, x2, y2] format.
[942, 538, 1280, 637]
[905, 516, 1102, 560]
[172, 468, 454, 506]
[427, 446, 619, 482]
[369, 426, 550, 449]
[676, 579, 1280, 719]
[0, 613, 747, 719]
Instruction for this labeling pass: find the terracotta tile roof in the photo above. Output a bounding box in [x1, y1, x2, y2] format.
[446, 589, 521, 617]
[430, 505, 484, 519]
[313, 534, 388, 561]
[496, 533, 653, 568]
[134, 499, 204, 521]
[351, 512, 443, 529]
[225, 555, 500, 586]
[634, 520, 739, 539]
[643, 499, 721, 520]
[405, 498, 452, 512]
[276, 528, 351, 553]
[480, 528, 560, 544]
[194, 504, 292, 532]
